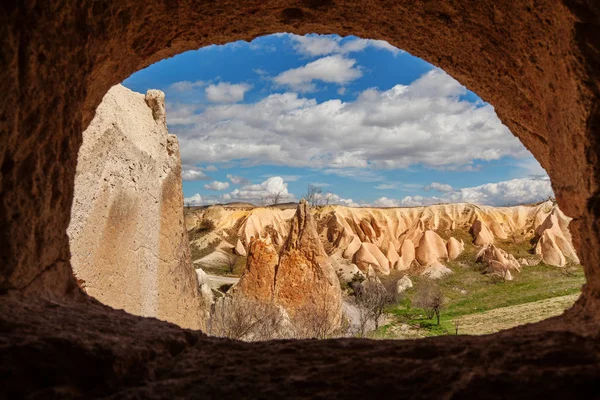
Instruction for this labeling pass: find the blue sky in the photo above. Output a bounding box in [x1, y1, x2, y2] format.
[123, 33, 551, 207]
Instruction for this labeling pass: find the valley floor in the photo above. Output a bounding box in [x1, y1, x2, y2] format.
[377, 293, 579, 339]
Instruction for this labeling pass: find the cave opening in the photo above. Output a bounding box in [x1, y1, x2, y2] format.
[2, 1, 600, 397]
[67, 33, 584, 340]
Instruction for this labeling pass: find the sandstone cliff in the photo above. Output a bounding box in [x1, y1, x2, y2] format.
[68, 84, 206, 330]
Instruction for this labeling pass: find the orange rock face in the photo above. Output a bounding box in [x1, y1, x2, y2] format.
[236, 201, 342, 327]
[235, 238, 279, 303]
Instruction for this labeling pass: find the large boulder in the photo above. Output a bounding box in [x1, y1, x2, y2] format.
[415, 230, 448, 266]
[353, 243, 390, 275]
[67, 85, 206, 330]
[472, 219, 494, 246]
[476, 244, 521, 279]
[396, 275, 413, 294]
[447, 237, 465, 260]
[535, 208, 580, 266]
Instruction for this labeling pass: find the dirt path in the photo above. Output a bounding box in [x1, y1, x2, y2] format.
[455, 294, 579, 335]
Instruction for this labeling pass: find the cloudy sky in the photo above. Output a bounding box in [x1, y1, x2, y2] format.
[123, 33, 552, 207]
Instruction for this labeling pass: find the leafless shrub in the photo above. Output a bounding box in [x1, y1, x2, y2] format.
[453, 318, 462, 335]
[208, 296, 290, 341]
[353, 277, 396, 337]
[268, 190, 285, 205]
[303, 184, 323, 207]
[292, 290, 340, 339]
[413, 282, 444, 326]
[224, 252, 238, 274]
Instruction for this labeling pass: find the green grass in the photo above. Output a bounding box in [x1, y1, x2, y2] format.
[385, 235, 585, 336]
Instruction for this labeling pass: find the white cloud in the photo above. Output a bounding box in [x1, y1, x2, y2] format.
[204, 180, 230, 191]
[323, 168, 383, 182]
[204, 165, 219, 172]
[369, 177, 553, 208]
[184, 193, 204, 206]
[168, 80, 206, 92]
[311, 182, 332, 187]
[227, 174, 250, 185]
[517, 157, 548, 179]
[314, 192, 359, 207]
[370, 197, 402, 207]
[273, 55, 362, 92]
[181, 169, 210, 181]
[170, 69, 527, 176]
[375, 183, 397, 190]
[205, 82, 252, 103]
[425, 182, 454, 192]
[290, 34, 401, 57]
[222, 176, 296, 204]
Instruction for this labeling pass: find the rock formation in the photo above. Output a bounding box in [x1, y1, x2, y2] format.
[535, 208, 580, 267]
[395, 239, 416, 271]
[353, 242, 390, 275]
[472, 219, 494, 246]
[67, 85, 206, 329]
[234, 239, 247, 257]
[447, 237, 465, 260]
[190, 201, 580, 277]
[476, 244, 521, 280]
[235, 201, 343, 331]
[234, 238, 279, 303]
[396, 275, 413, 294]
[415, 230, 449, 266]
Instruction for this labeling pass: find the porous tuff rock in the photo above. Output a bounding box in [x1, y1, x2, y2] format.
[396, 275, 413, 294]
[353, 242, 390, 275]
[67, 85, 205, 329]
[415, 230, 449, 266]
[234, 238, 279, 303]
[472, 219, 495, 246]
[447, 237, 465, 260]
[477, 244, 522, 279]
[274, 201, 343, 323]
[234, 238, 248, 257]
[422, 261, 453, 279]
[2, 0, 600, 397]
[191, 201, 578, 274]
[236, 201, 343, 326]
[535, 208, 580, 266]
[395, 239, 416, 271]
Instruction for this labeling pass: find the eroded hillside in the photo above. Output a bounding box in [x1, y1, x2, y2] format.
[188, 200, 583, 338]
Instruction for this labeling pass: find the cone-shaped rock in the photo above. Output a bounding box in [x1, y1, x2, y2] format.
[234, 238, 279, 303]
[273, 200, 343, 325]
[416, 230, 448, 266]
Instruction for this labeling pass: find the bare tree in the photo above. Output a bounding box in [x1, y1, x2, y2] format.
[224, 253, 238, 274]
[413, 282, 444, 326]
[353, 277, 396, 336]
[324, 191, 334, 206]
[208, 296, 290, 341]
[269, 190, 284, 205]
[292, 290, 340, 339]
[303, 184, 323, 207]
[453, 318, 461, 335]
